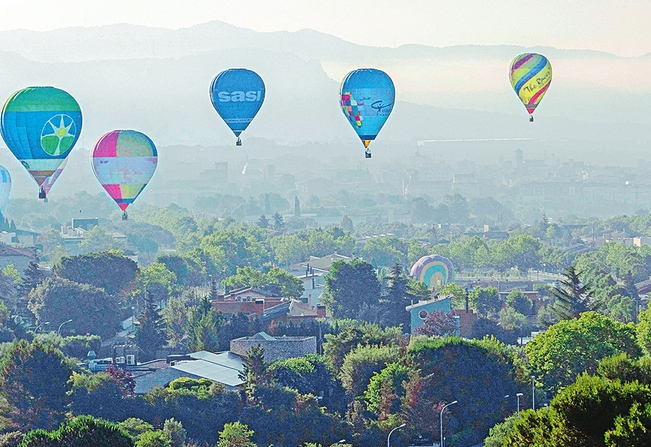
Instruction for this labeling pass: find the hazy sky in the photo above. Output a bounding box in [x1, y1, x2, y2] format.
[1, 0, 650, 57]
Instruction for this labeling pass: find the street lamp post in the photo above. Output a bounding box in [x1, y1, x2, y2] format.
[531, 376, 536, 411]
[439, 400, 457, 447]
[387, 423, 406, 447]
[57, 319, 73, 336]
[516, 393, 523, 415]
[34, 321, 50, 333]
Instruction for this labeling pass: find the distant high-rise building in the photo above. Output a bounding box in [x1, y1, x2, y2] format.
[515, 149, 524, 169]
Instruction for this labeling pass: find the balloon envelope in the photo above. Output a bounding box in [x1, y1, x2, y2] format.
[210, 68, 265, 140]
[0, 87, 82, 190]
[410, 255, 455, 289]
[42, 157, 67, 196]
[91, 130, 158, 212]
[340, 68, 395, 152]
[0, 166, 11, 210]
[509, 53, 552, 116]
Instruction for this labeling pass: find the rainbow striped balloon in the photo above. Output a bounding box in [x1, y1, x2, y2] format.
[410, 255, 455, 290]
[91, 130, 157, 219]
[509, 53, 552, 117]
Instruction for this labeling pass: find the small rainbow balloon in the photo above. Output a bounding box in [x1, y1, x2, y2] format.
[91, 130, 158, 220]
[410, 255, 455, 289]
[509, 53, 552, 120]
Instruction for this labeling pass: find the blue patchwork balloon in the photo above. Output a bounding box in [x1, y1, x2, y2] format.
[340, 68, 395, 158]
[210, 69, 265, 146]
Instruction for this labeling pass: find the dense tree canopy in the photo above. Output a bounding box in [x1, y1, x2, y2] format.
[322, 260, 381, 320]
[28, 277, 121, 339]
[54, 251, 138, 296]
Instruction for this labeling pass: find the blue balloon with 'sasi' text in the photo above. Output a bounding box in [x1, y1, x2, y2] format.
[210, 68, 266, 139]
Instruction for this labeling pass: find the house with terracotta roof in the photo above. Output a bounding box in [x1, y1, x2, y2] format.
[0, 244, 36, 273]
[259, 299, 326, 326]
[211, 287, 285, 317]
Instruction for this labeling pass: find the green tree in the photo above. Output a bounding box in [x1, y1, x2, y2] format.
[256, 214, 269, 229]
[136, 294, 166, 361]
[156, 254, 205, 287]
[382, 264, 411, 332]
[199, 229, 269, 277]
[20, 415, 134, 447]
[239, 345, 269, 404]
[54, 251, 138, 296]
[361, 236, 408, 269]
[364, 361, 413, 418]
[498, 307, 529, 337]
[551, 266, 601, 321]
[441, 282, 467, 310]
[323, 321, 402, 372]
[339, 344, 400, 398]
[340, 215, 353, 233]
[222, 266, 304, 298]
[272, 212, 285, 233]
[505, 289, 533, 315]
[217, 422, 257, 447]
[469, 286, 501, 317]
[404, 337, 523, 444]
[637, 307, 651, 356]
[21, 260, 44, 295]
[185, 296, 224, 352]
[79, 226, 123, 254]
[0, 339, 71, 431]
[526, 312, 641, 394]
[322, 259, 381, 319]
[28, 277, 120, 339]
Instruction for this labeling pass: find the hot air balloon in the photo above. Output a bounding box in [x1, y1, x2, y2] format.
[42, 157, 67, 198]
[509, 53, 552, 122]
[0, 86, 82, 199]
[0, 166, 11, 210]
[210, 68, 265, 146]
[91, 130, 158, 220]
[340, 68, 394, 158]
[410, 255, 455, 290]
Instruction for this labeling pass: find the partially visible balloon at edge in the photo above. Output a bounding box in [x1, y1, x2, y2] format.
[0, 166, 11, 210]
[0, 86, 82, 199]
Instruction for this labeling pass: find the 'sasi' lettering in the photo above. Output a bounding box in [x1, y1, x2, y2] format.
[217, 91, 263, 102]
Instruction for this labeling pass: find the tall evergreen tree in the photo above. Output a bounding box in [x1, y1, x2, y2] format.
[272, 212, 284, 232]
[294, 196, 301, 217]
[256, 214, 269, 229]
[551, 265, 602, 321]
[135, 293, 166, 361]
[382, 264, 411, 332]
[22, 260, 45, 294]
[238, 345, 268, 404]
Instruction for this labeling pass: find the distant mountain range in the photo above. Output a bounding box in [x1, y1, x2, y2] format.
[0, 21, 649, 199]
